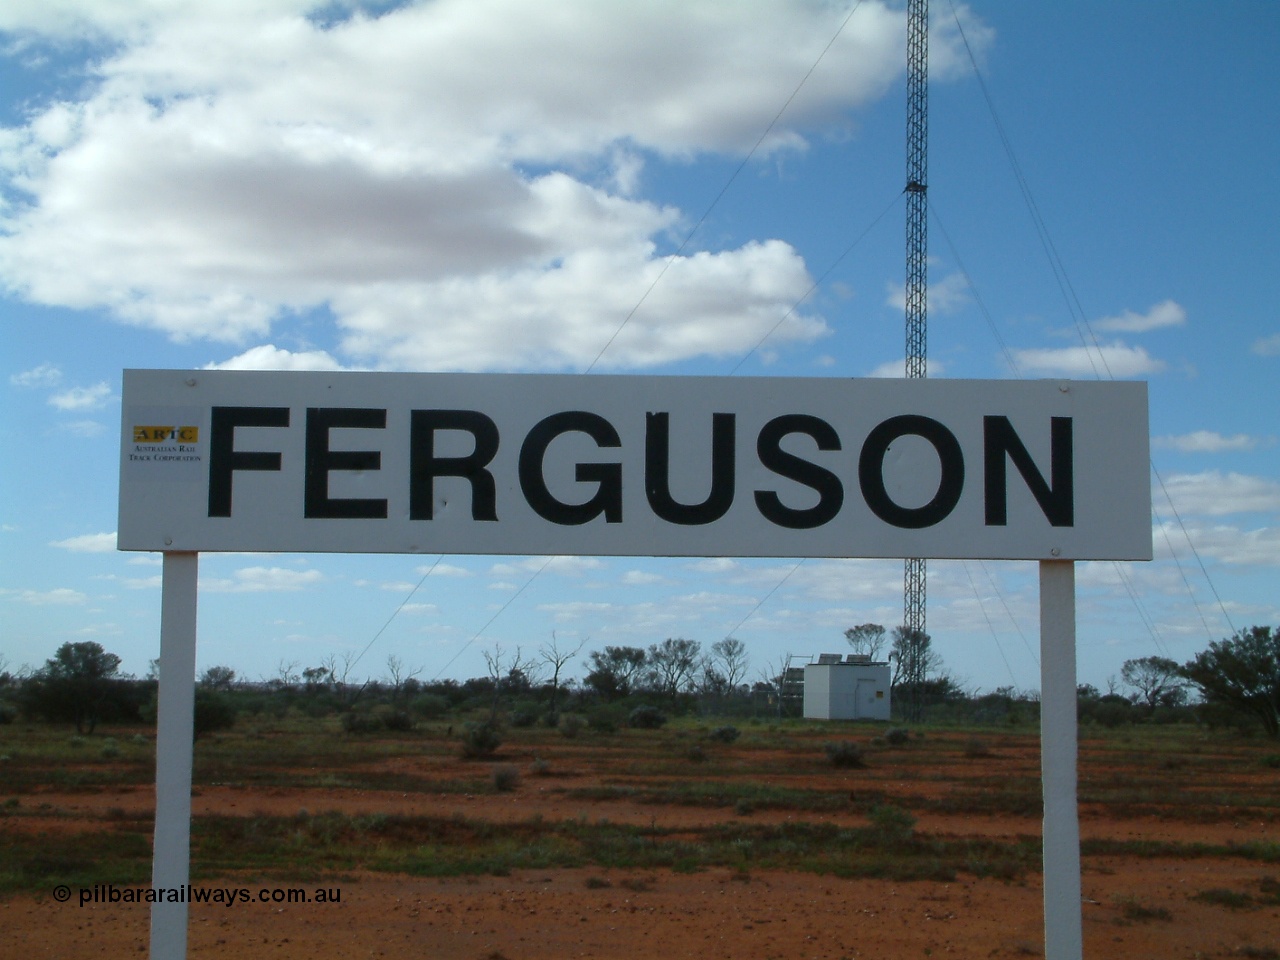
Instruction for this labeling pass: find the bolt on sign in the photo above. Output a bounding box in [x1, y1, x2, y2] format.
[118, 370, 1151, 561]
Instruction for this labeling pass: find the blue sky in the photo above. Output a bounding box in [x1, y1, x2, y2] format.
[2, 1, 1277, 696]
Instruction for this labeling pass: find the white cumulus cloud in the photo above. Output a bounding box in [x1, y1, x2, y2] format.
[1155, 522, 1280, 567]
[205, 344, 347, 371]
[202, 566, 325, 592]
[50, 531, 117, 552]
[1009, 341, 1166, 378]
[1158, 471, 1280, 517]
[2, 586, 88, 605]
[1249, 332, 1280, 357]
[885, 270, 970, 316]
[1093, 299, 1186, 334]
[0, 1, 989, 371]
[48, 381, 114, 410]
[866, 357, 948, 378]
[413, 563, 472, 578]
[10, 362, 62, 388]
[1152, 431, 1260, 453]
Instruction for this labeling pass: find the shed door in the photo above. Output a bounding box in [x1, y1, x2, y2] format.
[855, 678, 877, 717]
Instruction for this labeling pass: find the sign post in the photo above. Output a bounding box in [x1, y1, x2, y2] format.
[121, 370, 1149, 960]
[1040, 559, 1082, 958]
[150, 552, 198, 960]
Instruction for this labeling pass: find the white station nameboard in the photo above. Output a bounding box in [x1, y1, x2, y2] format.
[118, 370, 1151, 560]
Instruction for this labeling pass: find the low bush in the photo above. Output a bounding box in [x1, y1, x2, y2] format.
[707, 725, 740, 744]
[491, 764, 520, 792]
[1115, 895, 1172, 922]
[1086, 697, 1135, 729]
[460, 719, 502, 759]
[823, 740, 866, 768]
[193, 690, 237, 740]
[559, 714, 586, 739]
[508, 710, 537, 728]
[868, 803, 916, 839]
[410, 693, 449, 720]
[628, 705, 667, 730]
[586, 706, 622, 733]
[885, 727, 910, 746]
[340, 710, 383, 735]
[1190, 888, 1253, 910]
[378, 708, 415, 732]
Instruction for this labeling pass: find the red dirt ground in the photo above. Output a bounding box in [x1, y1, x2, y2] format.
[3, 730, 1277, 958]
[6, 862, 1279, 959]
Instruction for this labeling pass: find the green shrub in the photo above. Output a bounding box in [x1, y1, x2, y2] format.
[1190, 888, 1253, 910]
[99, 738, 120, 759]
[1257, 876, 1280, 906]
[340, 710, 383, 734]
[1089, 698, 1134, 728]
[707, 725, 740, 744]
[628, 705, 667, 730]
[559, 714, 586, 739]
[410, 693, 449, 720]
[868, 803, 916, 838]
[586, 706, 622, 733]
[508, 709, 537, 728]
[1115, 895, 1172, 921]
[460, 719, 502, 759]
[378, 711, 414, 732]
[297, 697, 334, 719]
[884, 727, 910, 746]
[823, 740, 865, 768]
[491, 764, 520, 792]
[192, 690, 237, 740]
[0, 702, 16, 725]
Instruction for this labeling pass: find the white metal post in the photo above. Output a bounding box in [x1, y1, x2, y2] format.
[151, 552, 199, 960]
[1039, 559, 1082, 959]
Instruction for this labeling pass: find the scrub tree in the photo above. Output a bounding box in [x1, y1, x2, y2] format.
[1180, 626, 1280, 737]
[26, 641, 124, 734]
[1120, 656, 1185, 711]
[844, 623, 887, 660]
[584, 645, 648, 701]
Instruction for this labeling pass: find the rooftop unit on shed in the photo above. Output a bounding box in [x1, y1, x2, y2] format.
[803, 654, 891, 721]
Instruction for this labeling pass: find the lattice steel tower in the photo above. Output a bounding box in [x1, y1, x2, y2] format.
[904, 0, 928, 637]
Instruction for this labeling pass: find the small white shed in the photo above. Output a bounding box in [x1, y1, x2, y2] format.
[803, 654, 891, 721]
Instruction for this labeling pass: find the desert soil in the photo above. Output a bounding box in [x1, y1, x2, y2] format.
[2, 729, 1277, 959]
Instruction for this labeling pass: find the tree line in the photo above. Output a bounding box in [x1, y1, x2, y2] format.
[1, 625, 1275, 738]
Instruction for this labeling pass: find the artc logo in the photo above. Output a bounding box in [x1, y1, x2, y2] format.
[126, 415, 204, 473]
[133, 425, 199, 444]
